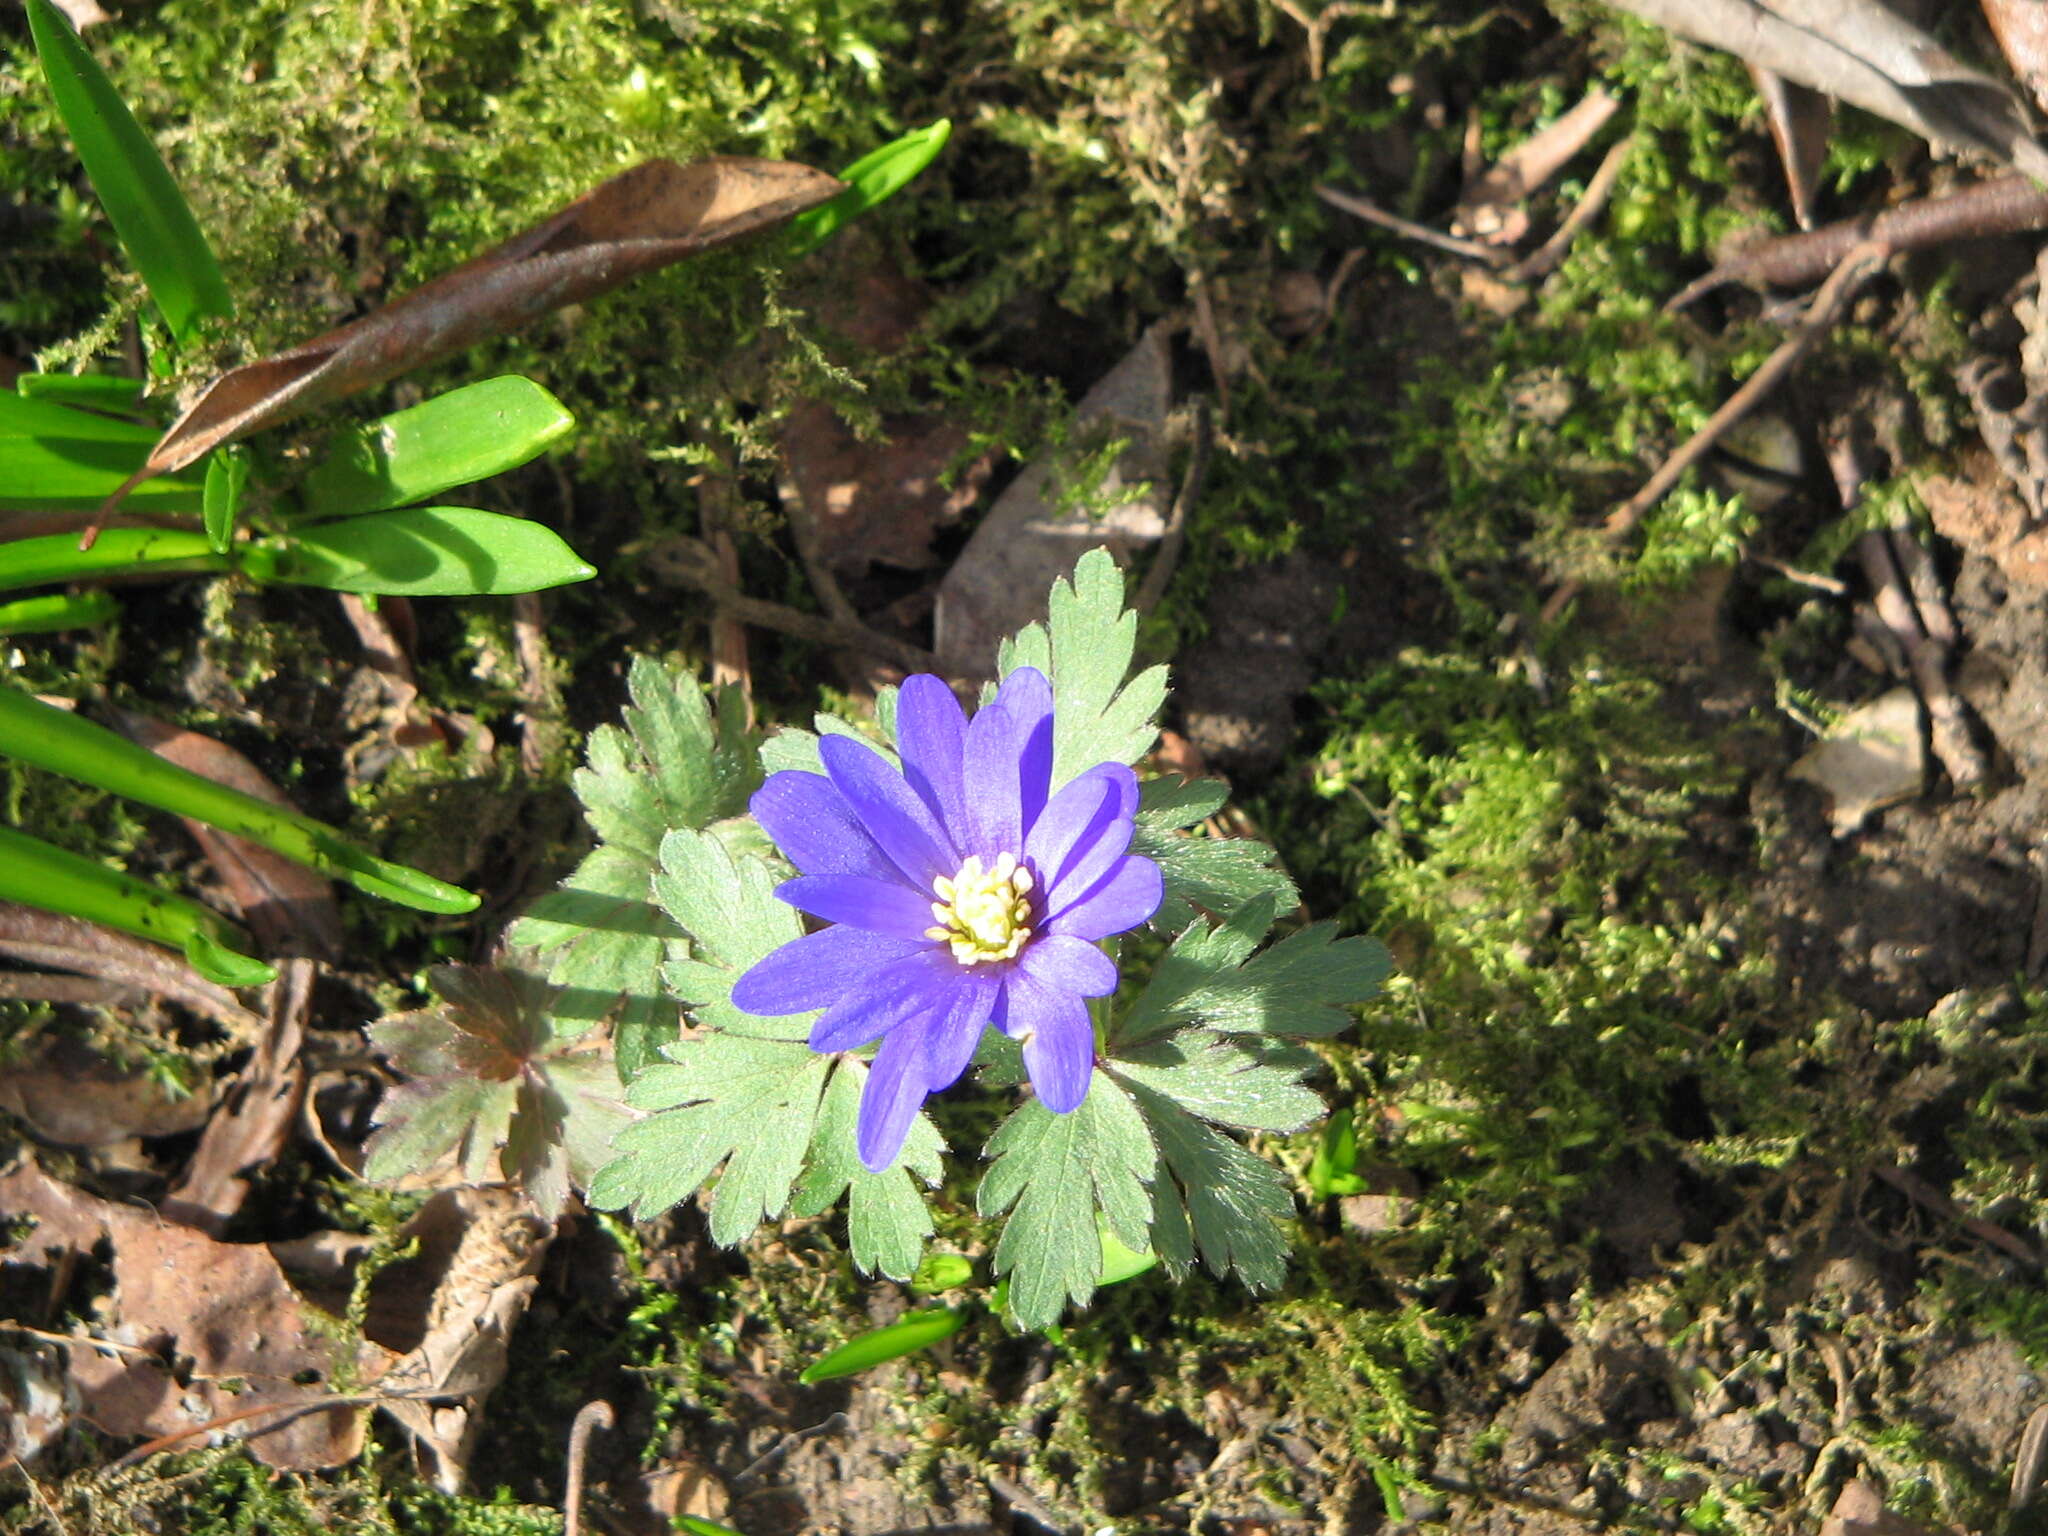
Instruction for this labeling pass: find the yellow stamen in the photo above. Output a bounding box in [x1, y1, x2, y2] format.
[928, 851, 1034, 965]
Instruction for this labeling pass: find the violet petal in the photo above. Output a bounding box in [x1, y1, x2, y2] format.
[964, 666, 1054, 856]
[820, 733, 958, 890]
[776, 873, 936, 940]
[1024, 762, 1137, 909]
[857, 1023, 933, 1172]
[918, 966, 1002, 1093]
[750, 770, 896, 881]
[895, 675, 971, 847]
[809, 948, 959, 1053]
[1002, 968, 1096, 1113]
[731, 925, 924, 1017]
[1044, 854, 1164, 940]
[1019, 932, 1120, 997]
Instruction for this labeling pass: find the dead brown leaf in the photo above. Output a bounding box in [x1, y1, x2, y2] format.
[1985, 0, 2048, 115]
[934, 323, 1173, 674]
[1750, 64, 1832, 228]
[779, 403, 992, 573]
[112, 709, 345, 960]
[162, 959, 313, 1235]
[0, 1157, 373, 1470]
[106, 157, 842, 509]
[0, 1035, 216, 1147]
[1820, 1479, 1943, 1536]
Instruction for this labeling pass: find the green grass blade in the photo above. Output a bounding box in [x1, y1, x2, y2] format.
[241, 507, 597, 595]
[25, 0, 231, 344]
[0, 591, 120, 635]
[300, 377, 576, 520]
[0, 526, 227, 593]
[202, 446, 248, 553]
[796, 1307, 965, 1384]
[0, 825, 274, 987]
[788, 120, 952, 257]
[0, 687, 478, 915]
[0, 392, 204, 513]
[16, 373, 147, 411]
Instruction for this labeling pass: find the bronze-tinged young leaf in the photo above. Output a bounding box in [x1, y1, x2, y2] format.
[106, 158, 843, 508]
[363, 963, 635, 1218]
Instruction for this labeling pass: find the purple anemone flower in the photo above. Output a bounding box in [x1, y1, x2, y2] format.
[730, 667, 1164, 1172]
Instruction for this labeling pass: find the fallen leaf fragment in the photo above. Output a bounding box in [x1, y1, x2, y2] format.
[110, 157, 843, 505]
[1788, 687, 1925, 835]
[1750, 64, 1831, 228]
[1984, 0, 2048, 116]
[0, 1157, 373, 1471]
[1604, 0, 2048, 179]
[1819, 1479, 1942, 1536]
[0, 902, 265, 1034]
[163, 959, 312, 1235]
[934, 323, 1173, 674]
[0, 1034, 216, 1146]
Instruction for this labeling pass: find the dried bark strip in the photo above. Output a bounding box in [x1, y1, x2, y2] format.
[1671, 173, 2048, 306]
[96, 158, 842, 529]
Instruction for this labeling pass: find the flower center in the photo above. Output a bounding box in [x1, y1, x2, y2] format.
[927, 852, 1034, 965]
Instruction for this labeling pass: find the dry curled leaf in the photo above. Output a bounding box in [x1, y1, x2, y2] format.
[1451, 87, 1619, 244]
[108, 157, 842, 507]
[1605, 0, 2048, 180]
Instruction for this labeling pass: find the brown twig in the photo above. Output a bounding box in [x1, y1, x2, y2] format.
[1503, 135, 1633, 285]
[2014, 1404, 2048, 1510]
[1873, 1163, 2040, 1267]
[0, 973, 149, 1008]
[1314, 184, 1511, 267]
[1670, 172, 2048, 309]
[1268, 0, 1367, 80]
[563, 1400, 614, 1536]
[730, 1412, 850, 1492]
[651, 535, 942, 675]
[1542, 239, 1890, 624]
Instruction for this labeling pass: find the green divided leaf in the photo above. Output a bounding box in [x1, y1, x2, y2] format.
[241, 507, 596, 595]
[588, 825, 940, 1276]
[299, 376, 576, 519]
[363, 964, 634, 1220]
[1110, 1031, 1325, 1134]
[1133, 777, 1298, 925]
[1118, 1077, 1297, 1291]
[997, 548, 1166, 789]
[26, 0, 231, 344]
[977, 1075, 1156, 1330]
[594, 1032, 831, 1244]
[510, 657, 761, 1075]
[793, 1058, 942, 1281]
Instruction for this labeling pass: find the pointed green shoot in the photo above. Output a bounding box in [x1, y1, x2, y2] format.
[0, 825, 274, 987]
[202, 446, 249, 553]
[796, 1306, 965, 1385]
[912, 1252, 976, 1292]
[0, 591, 120, 635]
[299, 377, 576, 520]
[0, 687, 478, 915]
[676, 1520, 750, 1536]
[0, 392, 203, 513]
[788, 120, 952, 257]
[25, 0, 231, 344]
[240, 507, 597, 595]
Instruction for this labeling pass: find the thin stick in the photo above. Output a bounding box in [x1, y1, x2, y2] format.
[1504, 135, 1633, 284]
[730, 1411, 850, 1492]
[1874, 1163, 2039, 1267]
[1314, 185, 1509, 266]
[654, 536, 942, 675]
[563, 1400, 614, 1536]
[2013, 1404, 2048, 1509]
[1542, 239, 1889, 624]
